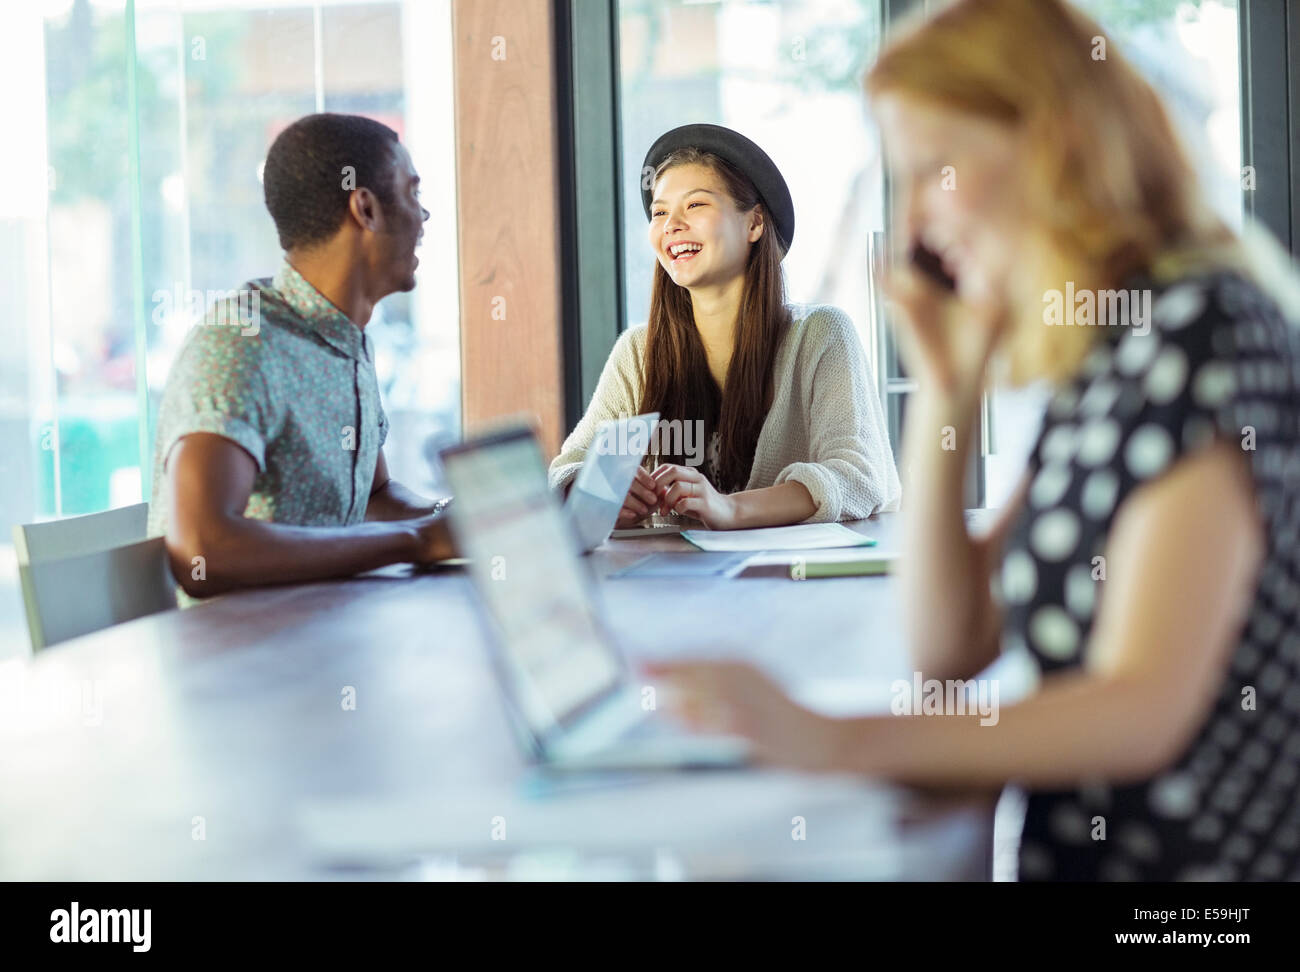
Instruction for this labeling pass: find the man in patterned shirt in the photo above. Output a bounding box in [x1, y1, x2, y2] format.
[149, 113, 452, 599]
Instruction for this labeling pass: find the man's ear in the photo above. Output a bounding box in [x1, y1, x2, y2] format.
[348, 187, 382, 233]
[747, 206, 765, 244]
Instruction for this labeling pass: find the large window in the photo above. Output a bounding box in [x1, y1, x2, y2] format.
[618, 0, 888, 396]
[0, 0, 459, 659]
[611, 0, 1251, 511]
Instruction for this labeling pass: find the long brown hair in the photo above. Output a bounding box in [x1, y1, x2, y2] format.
[638, 148, 791, 493]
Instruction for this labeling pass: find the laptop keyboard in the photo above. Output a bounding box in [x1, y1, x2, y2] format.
[619, 712, 706, 744]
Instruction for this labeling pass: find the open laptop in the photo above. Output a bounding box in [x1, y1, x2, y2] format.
[564, 412, 658, 552]
[439, 424, 751, 772]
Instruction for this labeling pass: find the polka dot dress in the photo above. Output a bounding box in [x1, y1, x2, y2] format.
[998, 270, 1300, 881]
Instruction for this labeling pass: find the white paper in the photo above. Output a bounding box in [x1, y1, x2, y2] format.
[681, 522, 875, 552]
[741, 547, 896, 567]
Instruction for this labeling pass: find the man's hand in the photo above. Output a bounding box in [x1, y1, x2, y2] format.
[367, 450, 450, 521]
[165, 433, 446, 596]
[410, 513, 457, 566]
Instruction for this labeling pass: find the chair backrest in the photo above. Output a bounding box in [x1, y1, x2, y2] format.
[12, 503, 176, 652]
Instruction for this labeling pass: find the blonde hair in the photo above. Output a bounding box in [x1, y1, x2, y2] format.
[866, 0, 1255, 385]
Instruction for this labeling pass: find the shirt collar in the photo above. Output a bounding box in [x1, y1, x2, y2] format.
[272, 259, 369, 362]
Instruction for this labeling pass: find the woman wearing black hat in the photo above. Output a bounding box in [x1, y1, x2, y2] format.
[548, 124, 901, 529]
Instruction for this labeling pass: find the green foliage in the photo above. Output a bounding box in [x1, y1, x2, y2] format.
[44, 7, 247, 204]
[778, 0, 881, 92]
[1081, 0, 1211, 30]
[620, 0, 1218, 94]
[44, 11, 153, 204]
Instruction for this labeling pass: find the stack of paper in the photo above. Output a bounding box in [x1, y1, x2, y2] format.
[741, 547, 896, 578]
[681, 522, 876, 552]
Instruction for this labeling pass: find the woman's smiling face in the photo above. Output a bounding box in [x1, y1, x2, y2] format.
[648, 162, 763, 290]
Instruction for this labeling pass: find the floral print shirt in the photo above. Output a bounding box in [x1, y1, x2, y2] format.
[148, 260, 389, 542]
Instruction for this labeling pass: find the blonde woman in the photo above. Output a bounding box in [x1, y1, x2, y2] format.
[652, 0, 1300, 881]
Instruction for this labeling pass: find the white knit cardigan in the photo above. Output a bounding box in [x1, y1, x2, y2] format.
[547, 303, 902, 522]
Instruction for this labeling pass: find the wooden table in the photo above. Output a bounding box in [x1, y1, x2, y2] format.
[0, 514, 997, 880]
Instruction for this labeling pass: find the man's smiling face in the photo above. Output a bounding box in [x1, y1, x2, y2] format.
[374, 141, 429, 294]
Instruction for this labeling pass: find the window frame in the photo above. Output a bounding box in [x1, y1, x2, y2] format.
[555, 0, 625, 430]
[559, 0, 1298, 507]
[1241, 0, 1298, 252]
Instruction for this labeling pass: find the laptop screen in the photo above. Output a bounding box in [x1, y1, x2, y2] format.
[570, 412, 657, 503]
[440, 428, 624, 739]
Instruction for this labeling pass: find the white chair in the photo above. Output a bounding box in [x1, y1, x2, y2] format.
[12, 503, 176, 653]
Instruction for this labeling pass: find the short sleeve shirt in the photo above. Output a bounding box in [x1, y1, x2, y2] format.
[998, 270, 1300, 881]
[148, 260, 389, 539]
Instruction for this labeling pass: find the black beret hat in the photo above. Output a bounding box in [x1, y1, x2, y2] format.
[640, 123, 795, 255]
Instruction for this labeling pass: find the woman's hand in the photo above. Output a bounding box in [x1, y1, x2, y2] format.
[614, 466, 662, 528]
[882, 259, 1009, 406]
[650, 464, 738, 529]
[645, 660, 839, 772]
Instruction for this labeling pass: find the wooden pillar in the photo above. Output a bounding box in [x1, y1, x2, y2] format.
[451, 0, 565, 457]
